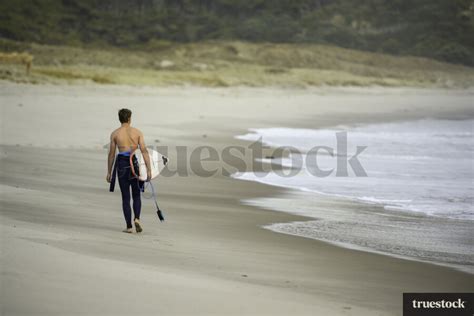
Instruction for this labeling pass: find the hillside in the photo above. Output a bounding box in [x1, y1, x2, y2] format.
[1, 39, 473, 88]
[0, 0, 473, 66]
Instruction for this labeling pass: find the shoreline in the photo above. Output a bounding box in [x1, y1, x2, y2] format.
[1, 82, 473, 315]
[232, 116, 473, 275]
[240, 185, 474, 275]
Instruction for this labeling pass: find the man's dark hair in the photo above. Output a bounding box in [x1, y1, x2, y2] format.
[118, 108, 132, 123]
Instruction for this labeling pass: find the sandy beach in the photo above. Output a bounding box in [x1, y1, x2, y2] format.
[1, 82, 473, 316]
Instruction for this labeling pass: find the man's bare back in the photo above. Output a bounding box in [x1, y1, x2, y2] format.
[107, 117, 151, 184]
[111, 126, 143, 153]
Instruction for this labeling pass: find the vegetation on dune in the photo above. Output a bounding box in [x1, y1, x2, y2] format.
[0, 0, 473, 66]
[0, 51, 33, 73]
[0, 0, 473, 87]
[1, 39, 473, 88]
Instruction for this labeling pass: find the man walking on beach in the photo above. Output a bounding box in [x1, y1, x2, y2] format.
[107, 108, 151, 233]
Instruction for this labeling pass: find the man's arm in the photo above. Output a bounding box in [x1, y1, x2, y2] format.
[138, 130, 152, 181]
[106, 132, 117, 183]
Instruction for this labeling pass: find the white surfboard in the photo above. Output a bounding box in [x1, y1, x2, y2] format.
[130, 149, 168, 181]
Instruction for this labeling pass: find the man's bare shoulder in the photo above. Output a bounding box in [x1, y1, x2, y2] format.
[110, 127, 121, 138]
[131, 127, 143, 135]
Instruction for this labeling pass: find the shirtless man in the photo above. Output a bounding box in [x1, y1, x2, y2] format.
[107, 108, 151, 233]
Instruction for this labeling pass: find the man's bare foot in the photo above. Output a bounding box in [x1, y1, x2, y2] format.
[134, 219, 143, 233]
[122, 228, 133, 233]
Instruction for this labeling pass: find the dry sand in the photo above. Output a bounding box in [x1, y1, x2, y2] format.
[1, 82, 473, 315]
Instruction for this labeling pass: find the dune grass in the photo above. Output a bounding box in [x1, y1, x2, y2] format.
[0, 39, 473, 88]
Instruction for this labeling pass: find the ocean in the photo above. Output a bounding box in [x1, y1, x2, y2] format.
[234, 119, 474, 273]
